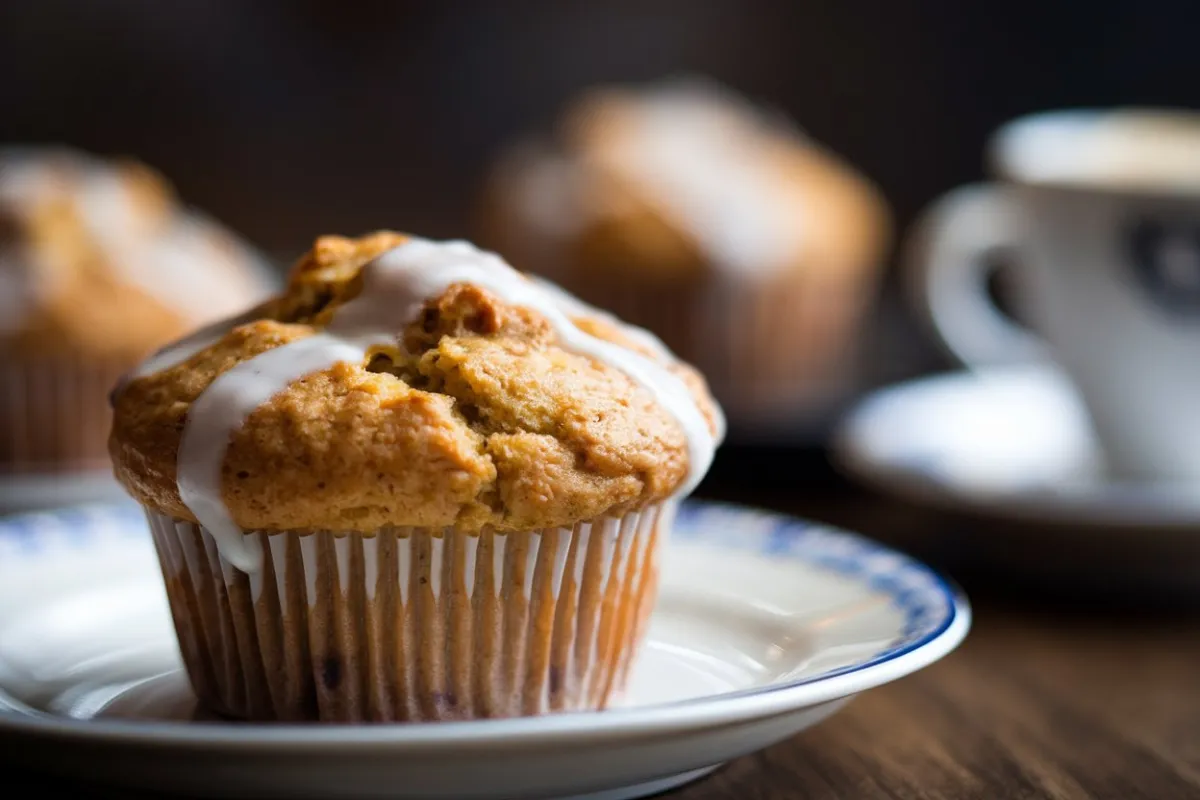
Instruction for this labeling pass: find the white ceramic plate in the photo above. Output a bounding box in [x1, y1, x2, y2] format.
[0, 501, 968, 800]
[833, 365, 1200, 529]
[0, 470, 127, 516]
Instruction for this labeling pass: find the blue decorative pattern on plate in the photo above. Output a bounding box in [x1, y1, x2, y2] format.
[675, 502, 954, 651]
[2, 500, 956, 666]
[0, 499, 969, 800]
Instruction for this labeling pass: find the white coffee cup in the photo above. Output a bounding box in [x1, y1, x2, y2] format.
[907, 108, 1200, 483]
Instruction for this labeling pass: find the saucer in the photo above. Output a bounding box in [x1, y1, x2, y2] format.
[832, 365, 1200, 529]
[0, 469, 127, 516]
[0, 501, 967, 800]
[832, 366, 1200, 591]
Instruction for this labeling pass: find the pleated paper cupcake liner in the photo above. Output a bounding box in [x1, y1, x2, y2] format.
[144, 503, 673, 723]
[0, 355, 132, 474]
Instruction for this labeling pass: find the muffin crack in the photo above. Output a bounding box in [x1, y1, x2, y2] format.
[110, 231, 715, 533]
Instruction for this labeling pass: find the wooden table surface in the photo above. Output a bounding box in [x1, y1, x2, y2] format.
[8, 453, 1200, 799]
[682, 456, 1200, 800]
[674, 606, 1200, 799]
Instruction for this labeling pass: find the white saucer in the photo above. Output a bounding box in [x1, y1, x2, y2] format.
[0, 501, 967, 800]
[832, 365, 1200, 529]
[0, 469, 127, 516]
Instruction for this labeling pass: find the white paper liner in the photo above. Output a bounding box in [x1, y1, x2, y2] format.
[0, 355, 131, 474]
[144, 503, 672, 723]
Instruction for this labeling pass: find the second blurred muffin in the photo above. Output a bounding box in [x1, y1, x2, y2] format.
[478, 77, 891, 430]
[0, 146, 275, 477]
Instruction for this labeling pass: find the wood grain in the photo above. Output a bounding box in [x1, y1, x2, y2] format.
[672, 608, 1200, 799]
[678, 471, 1200, 799]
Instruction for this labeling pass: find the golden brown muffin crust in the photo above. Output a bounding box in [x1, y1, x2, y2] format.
[110, 233, 721, 533]
[478, 80, 892, 283]
[0, 149, 269, 359]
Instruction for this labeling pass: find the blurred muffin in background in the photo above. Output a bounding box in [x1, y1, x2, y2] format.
[478, 77, 891, 435]
[0, 146, 276, 479]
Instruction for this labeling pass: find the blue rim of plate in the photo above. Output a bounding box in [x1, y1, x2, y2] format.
[0, 498, 968, 745]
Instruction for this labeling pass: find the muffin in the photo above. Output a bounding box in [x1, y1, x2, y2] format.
[0, 146, 275, 476]
[477, 77, 891, 429]
[110, 232, 723, 723]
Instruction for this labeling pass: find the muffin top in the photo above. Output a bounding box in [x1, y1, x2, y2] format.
[111, 233, 723, 567]
[480, 77, 891, 282]
[0, 147, 275, 358]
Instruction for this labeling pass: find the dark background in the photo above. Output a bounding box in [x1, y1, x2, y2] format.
[3, 0, 1198, 446]
[3, 14, 1200, 795]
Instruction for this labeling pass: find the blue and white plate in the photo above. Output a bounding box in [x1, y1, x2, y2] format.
[0, 500, 969, 800]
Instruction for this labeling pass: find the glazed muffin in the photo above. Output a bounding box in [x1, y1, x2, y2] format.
[478, 77, 891, 428]
[0, 146, 275, 475]
[110, 232, 723, 723]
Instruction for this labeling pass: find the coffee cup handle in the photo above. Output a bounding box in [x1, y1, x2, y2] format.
[905, 183, 1048, 367]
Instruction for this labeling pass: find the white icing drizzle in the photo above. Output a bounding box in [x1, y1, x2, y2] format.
[172, 238, 718, 572]
[505, 143, 588, 238]
[136, 212, 277, 324]
[530, 275, 674, 362]
[130, 305, 263, 379]
[177, 335, 364, 571]
[0, 151, 75, 334]
[78, 172, 274, 324]
[0, 147, 275, 334]
[586, 79, 806, 275]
